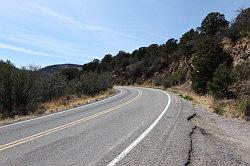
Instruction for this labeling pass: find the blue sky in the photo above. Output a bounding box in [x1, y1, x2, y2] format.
[0, 0, 249, 67]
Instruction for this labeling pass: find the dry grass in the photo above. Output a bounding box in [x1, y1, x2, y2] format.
[214, 99, 243, 118]
[137, 81, 214, 112]
[135, 81, 248, 120]
[0, 89, 117, 126]
[168, 85, 214, 112]
[41, 89, 116, 114]
[144, 82, 244, 119]
[166, 84, 243, 118]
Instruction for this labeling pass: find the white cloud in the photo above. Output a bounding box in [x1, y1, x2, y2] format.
[0, 1, 143, 65]
[0, 32, 98, 60]
[0, 42, 69, 59]
[33, 4, 142, 40]
[0, 1, 142, 44]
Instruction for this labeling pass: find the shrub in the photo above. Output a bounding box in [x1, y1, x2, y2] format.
[40, 74, 67, 102]
[60, 67, 81, 81]
[12, 68, 41, 115]
[0, 60, 114, 118]
[160, 69, 186, 88]
[208, 63, 234, 98]
[178, 94, 193, 101]
[228, 62, 250, 98]
[232, 62, 250, 81]
[183, 95, 193, 101]
[74, 72, 113, 96]
[213, 100, 224, 115]
[0, 62, 42, 117]
[0, 61, 17, 117]
[237, 96, 250, 118]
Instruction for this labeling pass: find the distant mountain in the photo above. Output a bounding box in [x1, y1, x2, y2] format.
[39, 64, 83, 76]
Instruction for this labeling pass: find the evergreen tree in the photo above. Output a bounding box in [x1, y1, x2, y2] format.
[200, 12, 229, 35]
[179, 29, 199, 56]
[191, 37, 232, 94]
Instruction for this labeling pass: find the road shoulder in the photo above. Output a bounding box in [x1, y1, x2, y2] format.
[190, 105, 250, 165]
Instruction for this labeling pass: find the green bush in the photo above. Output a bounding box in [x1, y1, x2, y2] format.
[0, 62, 41, 117]
[60, 67, 81, 81]
[178, 94, 193, 101]
[12, 68, 41, 115]
[213, 101, 224, 115]
[183, 95, 193, 101]
[74, 72, 113, 96]
[40, 74, 67, 102]
[232, 62, 250, 81]
[208, 63, 234, 98]
[0, 61, 17, 117]
[160, 69, 186, 88]
[237, 96, 250, 118]
[227, 62, 250, 98]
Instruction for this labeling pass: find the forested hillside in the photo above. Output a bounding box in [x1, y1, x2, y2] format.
[0, 8, 249, 119]
[80, 8, 250, 118]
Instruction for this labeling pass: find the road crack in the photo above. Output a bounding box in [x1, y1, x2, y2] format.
[187, 113, 197, 121]
[185, 113, 197, 166]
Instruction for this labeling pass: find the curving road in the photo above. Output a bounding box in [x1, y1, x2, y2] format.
[0, 86, 196, 166]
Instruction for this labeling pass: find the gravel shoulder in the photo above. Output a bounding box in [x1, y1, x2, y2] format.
[190, 105, 250, 166]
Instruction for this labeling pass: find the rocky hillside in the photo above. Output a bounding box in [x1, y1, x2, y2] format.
[223, 36, 250, 66]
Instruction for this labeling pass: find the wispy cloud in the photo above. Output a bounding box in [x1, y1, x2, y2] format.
[0, 42, 62, 58]
[33, 4, 142, 40]
[147, 32, 169, 41]
[0, 31, 99, 60]
[0, 1, 146, 66]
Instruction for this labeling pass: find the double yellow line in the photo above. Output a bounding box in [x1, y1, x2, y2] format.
[0, 90, 142, 152]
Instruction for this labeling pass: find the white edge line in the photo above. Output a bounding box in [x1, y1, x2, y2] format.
[0, 88, 123, 129]
[107, 88, 171, 166]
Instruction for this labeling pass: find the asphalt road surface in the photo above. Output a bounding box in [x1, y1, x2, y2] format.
[0, 86, 196, 166]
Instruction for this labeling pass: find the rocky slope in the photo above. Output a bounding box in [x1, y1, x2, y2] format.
[223, 36, 250, 66]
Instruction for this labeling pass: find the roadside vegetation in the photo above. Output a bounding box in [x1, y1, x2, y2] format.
[0, 61, 113, 119]
[177, 94, 193, 101]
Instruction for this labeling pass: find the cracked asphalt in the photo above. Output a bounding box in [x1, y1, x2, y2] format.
[0, 86, 197, 166]
[190, 105, 250, 166]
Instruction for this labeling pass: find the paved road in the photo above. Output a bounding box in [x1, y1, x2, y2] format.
[0, 86, 195, 166]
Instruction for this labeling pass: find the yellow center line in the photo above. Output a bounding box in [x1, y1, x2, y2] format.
[0, 90, 142, 152]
